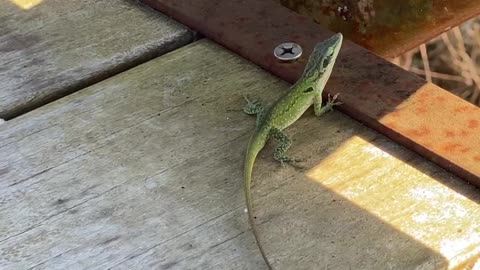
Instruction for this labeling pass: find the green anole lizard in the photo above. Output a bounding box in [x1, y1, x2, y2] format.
[243, 33, 343, 269]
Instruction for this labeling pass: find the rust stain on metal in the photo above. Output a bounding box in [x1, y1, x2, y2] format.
[277, 0, 480, 58]
[380, 84, 480, 181]
[142, 0, 480, 184]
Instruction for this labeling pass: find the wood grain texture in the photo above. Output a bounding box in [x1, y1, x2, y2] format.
[249, 108, 480, 268]
[1, 39, 479, 269]
[0, 0, 194, 119]
[0, 40, 275, 270]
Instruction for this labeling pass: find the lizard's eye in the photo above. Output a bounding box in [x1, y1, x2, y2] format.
[303, 87, 314, 93]
[322, 59, 329, 68]
[322, 50, 335, 69]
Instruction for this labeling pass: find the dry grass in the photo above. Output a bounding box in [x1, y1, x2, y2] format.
[391, 17, 480, 106]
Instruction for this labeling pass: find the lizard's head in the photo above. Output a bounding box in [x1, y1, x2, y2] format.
[300, 33, 343, 90]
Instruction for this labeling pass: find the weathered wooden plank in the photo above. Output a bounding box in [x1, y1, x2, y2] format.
[0, 39, 277, 270]
[1, 39, 479, 269]
[251, 112, 480, 269]
[0, 0, 194, 119]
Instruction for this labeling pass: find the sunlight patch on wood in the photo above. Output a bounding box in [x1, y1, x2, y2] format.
[9, 0, 43, 10]
[305, 135, 480, 268]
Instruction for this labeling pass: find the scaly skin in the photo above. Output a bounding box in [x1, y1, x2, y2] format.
[243, 33, 343, 269]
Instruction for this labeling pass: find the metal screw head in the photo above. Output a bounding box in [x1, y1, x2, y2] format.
[274, 42, 303, 62]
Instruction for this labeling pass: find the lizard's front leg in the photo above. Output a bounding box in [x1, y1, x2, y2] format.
[313, 93, 342, 117]
[243, 96, 266, 127]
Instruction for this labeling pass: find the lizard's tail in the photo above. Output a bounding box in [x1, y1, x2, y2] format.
[244, 131, 273, 269]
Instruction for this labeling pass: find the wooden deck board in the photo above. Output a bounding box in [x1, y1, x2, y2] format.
[251, 110, 480, 269]
[1, 39, 479, 269]
[0, 40, 274, 270]
[0, 0, 194, 119]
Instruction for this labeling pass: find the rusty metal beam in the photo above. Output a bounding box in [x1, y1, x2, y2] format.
[277, 0, 480, 58]
[142, 0, 480, 184]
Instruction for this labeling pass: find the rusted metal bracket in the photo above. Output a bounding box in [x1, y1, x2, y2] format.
[277, 0, 480, 59]
[142, 0, 480, 184]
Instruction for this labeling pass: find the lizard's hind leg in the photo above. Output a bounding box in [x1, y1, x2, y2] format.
[271, 128, 302, 166]
[243, 96, 266, 127]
